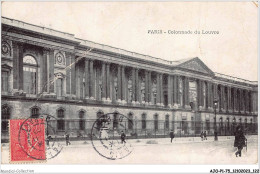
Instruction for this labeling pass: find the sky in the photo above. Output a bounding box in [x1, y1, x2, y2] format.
[1, 2, 258, 81]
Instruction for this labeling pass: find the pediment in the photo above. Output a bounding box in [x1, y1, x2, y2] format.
[177, 57, 214, 75]
[1, 63, 12, 72]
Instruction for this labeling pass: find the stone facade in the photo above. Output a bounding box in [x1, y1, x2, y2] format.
[1, 17, 258, 138]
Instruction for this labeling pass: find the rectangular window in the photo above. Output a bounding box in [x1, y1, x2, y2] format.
[57, 120, 65, 130]
[142, 115, 146, 130]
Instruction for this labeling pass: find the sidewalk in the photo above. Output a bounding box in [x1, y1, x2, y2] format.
[2, 135, 257, 149]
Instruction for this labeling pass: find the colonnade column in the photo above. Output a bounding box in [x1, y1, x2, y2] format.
[42, 48, 49, 93]
[184, 76, 189, 108]
[197, 79, 201, 109]
[132, 68, 136, 103]
[160, 74, 164, 106]
[207, 82, 211, 109]
[148, 71, 152, 104]
[106, 63, 111, 101]
[89, 59, 94, 99]
[101, 62, 106, 101]
[220, 85, 225, 111]
[121, 65, 126, 103]
[241, 89, 244, 113]
[172, 75, 179, 108]
[84, 58, 89, 99]
[145, 70, 149, 104]
[233, 88, 237, 112]
[135, 68, 141, 104]
[156, 73, 161, 105]
[168, 75, 173, 108]
[227, 86, 231, 112]
[117, 65, 122, 102]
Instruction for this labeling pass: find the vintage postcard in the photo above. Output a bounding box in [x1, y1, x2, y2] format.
[1, 1, 259, 173]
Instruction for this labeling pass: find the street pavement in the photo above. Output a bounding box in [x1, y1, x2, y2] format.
[1, 135, 258, 164]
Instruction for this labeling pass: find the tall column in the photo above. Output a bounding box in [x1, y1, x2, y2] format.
[168, 75, 172, 107]
[75, 62, 80, 99]
[184, 76, 190, 108]
[106, 63, 110, 101]
[117, 65, 122, 102]
[233, 88, 237, 112]
[238, 89, 241, 113]
[79, 63, 84, 99]
[220, 85, 224, 111]
[173, 75, 177, 107]
[89, 59, 94, 99]
[160, 74, 164, 106]
[42, 49, 48, 93]
[132, 68, 136, 103]
[84, 58, 89, 99]
[207, 82, 212, 108]
[65, 52, 71, 96]
[156, 73, 161, 105]
[101, 62, 106, 101]
[248, 91, 252, 113]
[137, 69, 142, 104]
[197, 79, 201, 108]
[241, 89, 245, 113]
[18, 43, 24, 91]
[148, 71, 152, 104]
[145, 70, 149, 104]
[12, 41, 19, 91]
[200, 80, 204, 108]
[49, 49, 55, 94]
[121, 66, 126, 103]
[227, 87, 231, 112]
[135, 68, 140, 104]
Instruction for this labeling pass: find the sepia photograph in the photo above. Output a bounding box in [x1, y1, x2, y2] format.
[0, 1, 259, 173]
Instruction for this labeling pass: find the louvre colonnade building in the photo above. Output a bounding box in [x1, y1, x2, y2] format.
[1, 17, 258, 139]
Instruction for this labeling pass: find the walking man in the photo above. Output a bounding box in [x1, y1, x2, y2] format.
[65, 134, 71, 146]
[203, 131, 207, 140]
[170, 130, 175, 143]
[234, 125, 246, 157]
[121, 131, 126, 144]
[200, 132, 204, 141]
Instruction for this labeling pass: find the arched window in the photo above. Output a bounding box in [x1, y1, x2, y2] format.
[128, 113, 133, 130]
[96, 110, 104, 129]
[31, 107, 40, 118]
[165, 114, 169, 130]
[154, 114, 158, 131]
[1, 105, 10, 131]
[57, 108, 65, 131]
[79, 111, 85, 130]
[23, 55, 37, 95]
[141, 114, 146, 130]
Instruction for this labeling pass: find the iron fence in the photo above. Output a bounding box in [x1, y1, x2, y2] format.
[1, 119, 257, 142]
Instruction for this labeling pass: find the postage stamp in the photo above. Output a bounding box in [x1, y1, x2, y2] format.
[9, 114, 63, 163]
[91, 112, 134, 160]
[10, 119, 46, 162]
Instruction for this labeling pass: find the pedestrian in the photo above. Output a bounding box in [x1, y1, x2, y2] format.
[203, 131, 207, 140]
[200, 132, 204, 141]
[169, 130, 174, 143]
[65, 134, 71, 146]
[121, 131, 126, 144]
[234, 125, 246, 157]
[46, 135, 52, 146]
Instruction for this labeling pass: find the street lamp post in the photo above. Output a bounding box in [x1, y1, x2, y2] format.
[213, 99, 218, 141]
